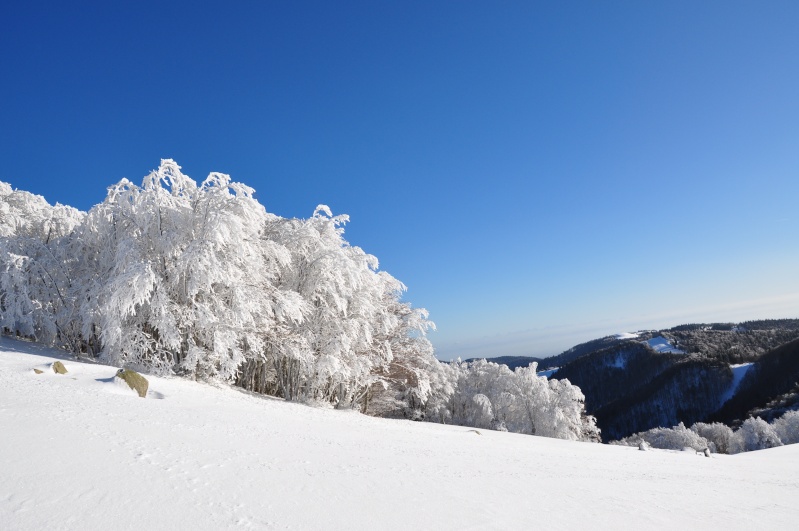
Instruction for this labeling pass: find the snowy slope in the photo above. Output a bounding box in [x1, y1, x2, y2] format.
[719, 362, 755, 406]
[644, 336, 685, 354]
[2, 337, 798, 530]
[536, 367, 559, 378]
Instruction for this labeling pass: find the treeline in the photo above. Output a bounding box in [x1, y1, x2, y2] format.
[462, 355, 544, 370]
[665, 328, 799, 363]
[0, 160, 598, 441]
[441, 359, 600, 441]
[666, 319, 799, 332]
[614, 413, 799, 454]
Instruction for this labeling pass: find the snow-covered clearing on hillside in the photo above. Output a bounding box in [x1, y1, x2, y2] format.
[614, 332, 639, 340]
[644, 336, 685, 354]
[2, 338, 798, 530]
[719, 362, 755, 405]
[536, 367, 559, 378]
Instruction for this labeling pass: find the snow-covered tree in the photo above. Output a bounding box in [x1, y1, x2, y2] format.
[0, 182, 84, 350]
[612, 422, 709, 452]
[235, 205, 438, 410]
[613, 414, 799, 454]
[73, 161, 288, 380]
[729, 417, 783, 453]
[690, 422, 734, 454]
[1, 162, 600, 434]
[443, 359, 599, 441]
[771, 410, 799, 445]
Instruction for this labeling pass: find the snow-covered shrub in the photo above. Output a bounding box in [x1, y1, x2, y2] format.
[444, 359, 599, 441]
[1, 162, 443, 415]
[613, 423, 709, 452]
[238, 205, 438, 410]
[614, 415, 798, 454]
[771, 410, 799, 445]
[0, 161, 608, 434]
[690, 422, 734, 454]
[469, 393, 495, 429]
[729, 417, 783, 453]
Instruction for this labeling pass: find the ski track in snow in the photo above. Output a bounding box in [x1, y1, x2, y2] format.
[2, 337, 798, 530]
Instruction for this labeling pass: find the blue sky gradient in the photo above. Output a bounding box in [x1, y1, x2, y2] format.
[2, 1, 798, 359]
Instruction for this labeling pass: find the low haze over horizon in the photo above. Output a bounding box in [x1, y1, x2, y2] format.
[3, 2, 798, 360]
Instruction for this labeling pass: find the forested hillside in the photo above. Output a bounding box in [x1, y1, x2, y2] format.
[711, 338, 799, 424]
[594, 359, 732, 441]
[664, 321, 799, 363]
[479, 320, 799, 441]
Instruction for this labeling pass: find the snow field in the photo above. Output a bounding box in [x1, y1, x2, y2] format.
[644, 336, 685, 354]
[2, 338, 798, 530]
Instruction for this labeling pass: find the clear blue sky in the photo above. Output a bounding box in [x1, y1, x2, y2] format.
[2, 1, 798, 360]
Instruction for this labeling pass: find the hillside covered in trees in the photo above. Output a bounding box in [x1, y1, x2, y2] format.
[483, 321, 799, 441]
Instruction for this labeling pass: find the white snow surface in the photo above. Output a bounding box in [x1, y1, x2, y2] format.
[2, 338, 798, 530]
[608, 353, 627, 369]
[614, 332, 639, 340]
[644, 336, 686, 354]
[719, 363, 755, 406]
[536, 367, 559, 378]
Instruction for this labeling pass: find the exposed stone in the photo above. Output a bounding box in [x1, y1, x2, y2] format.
[52, 361, 67, 374]
[115, 369, 149, 398]
[33, 368, 43, 374]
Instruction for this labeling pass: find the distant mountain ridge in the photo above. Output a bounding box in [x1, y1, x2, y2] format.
[469, 318, 799, 441]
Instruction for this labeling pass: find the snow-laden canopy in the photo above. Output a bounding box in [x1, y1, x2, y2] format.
[0, 161, 598, 441]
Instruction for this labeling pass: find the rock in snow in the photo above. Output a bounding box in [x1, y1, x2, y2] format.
[115, 368, 149, 398]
